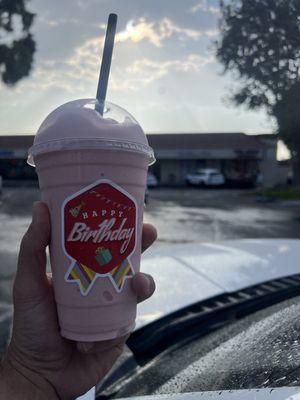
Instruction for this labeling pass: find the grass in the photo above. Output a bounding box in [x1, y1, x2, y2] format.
[255, 186, 300, 200]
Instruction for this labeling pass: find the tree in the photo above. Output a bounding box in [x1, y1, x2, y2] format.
[216, 0, 300, 182]
[0, 0, 35, 85]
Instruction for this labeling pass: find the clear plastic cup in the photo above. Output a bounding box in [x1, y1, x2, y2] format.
[28, 99, 155, 341]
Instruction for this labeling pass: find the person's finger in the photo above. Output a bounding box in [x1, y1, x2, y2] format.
[78, 273, 156, 354]
[131, 272, 156, 303]
[14, 201, 51, 302]
[76, 334, 130, 354]
[141, 223, 157, 253]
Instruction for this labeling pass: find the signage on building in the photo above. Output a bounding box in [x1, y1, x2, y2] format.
[234, 149, 260, 159]
[156, 148, 263, 160]
[0, 150, 13, 157]
[0, 149, 27, 159]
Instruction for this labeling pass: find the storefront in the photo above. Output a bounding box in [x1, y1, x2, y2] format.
[147, 133, 270, 186]
[0, 136, 36, 180]
[0, 133, 280, 186]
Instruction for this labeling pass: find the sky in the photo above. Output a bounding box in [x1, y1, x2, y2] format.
[0, 0, 290, 158]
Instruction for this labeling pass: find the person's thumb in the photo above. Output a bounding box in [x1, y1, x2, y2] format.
[14, 201, 51, 302]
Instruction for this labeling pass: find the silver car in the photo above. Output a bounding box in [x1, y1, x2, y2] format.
[186, 169, 225, 187]
[79, 239, 300, 400]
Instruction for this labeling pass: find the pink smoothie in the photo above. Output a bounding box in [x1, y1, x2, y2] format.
[28, 99, 154, 341]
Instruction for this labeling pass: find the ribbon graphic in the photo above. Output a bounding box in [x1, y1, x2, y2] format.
[65, 258, 134, 295]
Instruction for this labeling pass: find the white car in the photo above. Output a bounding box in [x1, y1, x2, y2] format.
[147, 172, 158, 188]
[90, 239, 300, 400]
[186, 168, 225, 187]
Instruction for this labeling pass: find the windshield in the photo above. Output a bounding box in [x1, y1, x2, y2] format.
[158, 299, 300, 394]
[100, 296, 300, 398]
[1, 0, 300, 399]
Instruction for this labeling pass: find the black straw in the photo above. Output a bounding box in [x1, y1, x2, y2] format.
[96, 13, 118, 115]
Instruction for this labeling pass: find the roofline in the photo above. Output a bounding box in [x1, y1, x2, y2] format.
[146, 131, 245, 135]
[0, 132, 276, 136]
[146, 132, 276, 136]
[0, 134, 34, 136]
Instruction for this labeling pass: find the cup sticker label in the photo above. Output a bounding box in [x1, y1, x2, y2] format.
[62, 179, 137, 296]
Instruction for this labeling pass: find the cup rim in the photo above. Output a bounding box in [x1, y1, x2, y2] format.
[27, 137, 156, 166]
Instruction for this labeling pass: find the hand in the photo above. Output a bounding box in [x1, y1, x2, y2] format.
[1, 202, 157, 400]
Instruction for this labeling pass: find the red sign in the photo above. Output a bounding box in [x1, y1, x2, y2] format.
[63, 180, 137, 275]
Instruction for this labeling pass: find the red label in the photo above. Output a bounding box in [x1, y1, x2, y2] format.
[63, 180, 137, 275]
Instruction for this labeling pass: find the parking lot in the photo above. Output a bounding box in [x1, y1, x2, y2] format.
[1, 186, 300, 355]
[146, 188, 300, 245]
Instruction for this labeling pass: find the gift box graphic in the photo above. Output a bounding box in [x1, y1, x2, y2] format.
[62, 180, 137, 295]
[95, 247, 112, 266]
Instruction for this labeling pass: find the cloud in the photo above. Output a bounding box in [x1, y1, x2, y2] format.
[8, 16, 215, 96]
[115, 17, 216, 47]
[108, 54, 214, 91]
[277, 140, 291, 161]
[76, 0, 108, 9]
[20, 50, 213, 95]
[37, 15, 102, 28]
[1, 14, 27, 44]
[124, 54, 212, 82]
[189, 1, 220, 14]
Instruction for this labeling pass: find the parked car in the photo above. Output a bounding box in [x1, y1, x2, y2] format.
[147, 172, 158, 188]
[186, 168, 225, 187]
[225, 171, 256, 188]
[90, 239, 300, 400]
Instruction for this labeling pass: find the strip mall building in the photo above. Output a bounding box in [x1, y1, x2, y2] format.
[0, 133, 287, 187]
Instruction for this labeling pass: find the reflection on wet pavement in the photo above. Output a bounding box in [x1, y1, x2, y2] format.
[144, 189, 300, 248]
[0, 188, 38, 355]
[1, 187, 300, 355]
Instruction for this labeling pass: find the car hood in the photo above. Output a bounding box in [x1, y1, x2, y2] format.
[137, 239, 300, 328]
[118, 387, 300, 400]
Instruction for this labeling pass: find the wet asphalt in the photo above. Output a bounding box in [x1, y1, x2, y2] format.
[1, 186, 300, 356]
[145, 188, 300, 245]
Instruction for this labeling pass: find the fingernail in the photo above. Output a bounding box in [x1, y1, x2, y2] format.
[144, 275, 152, 296]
